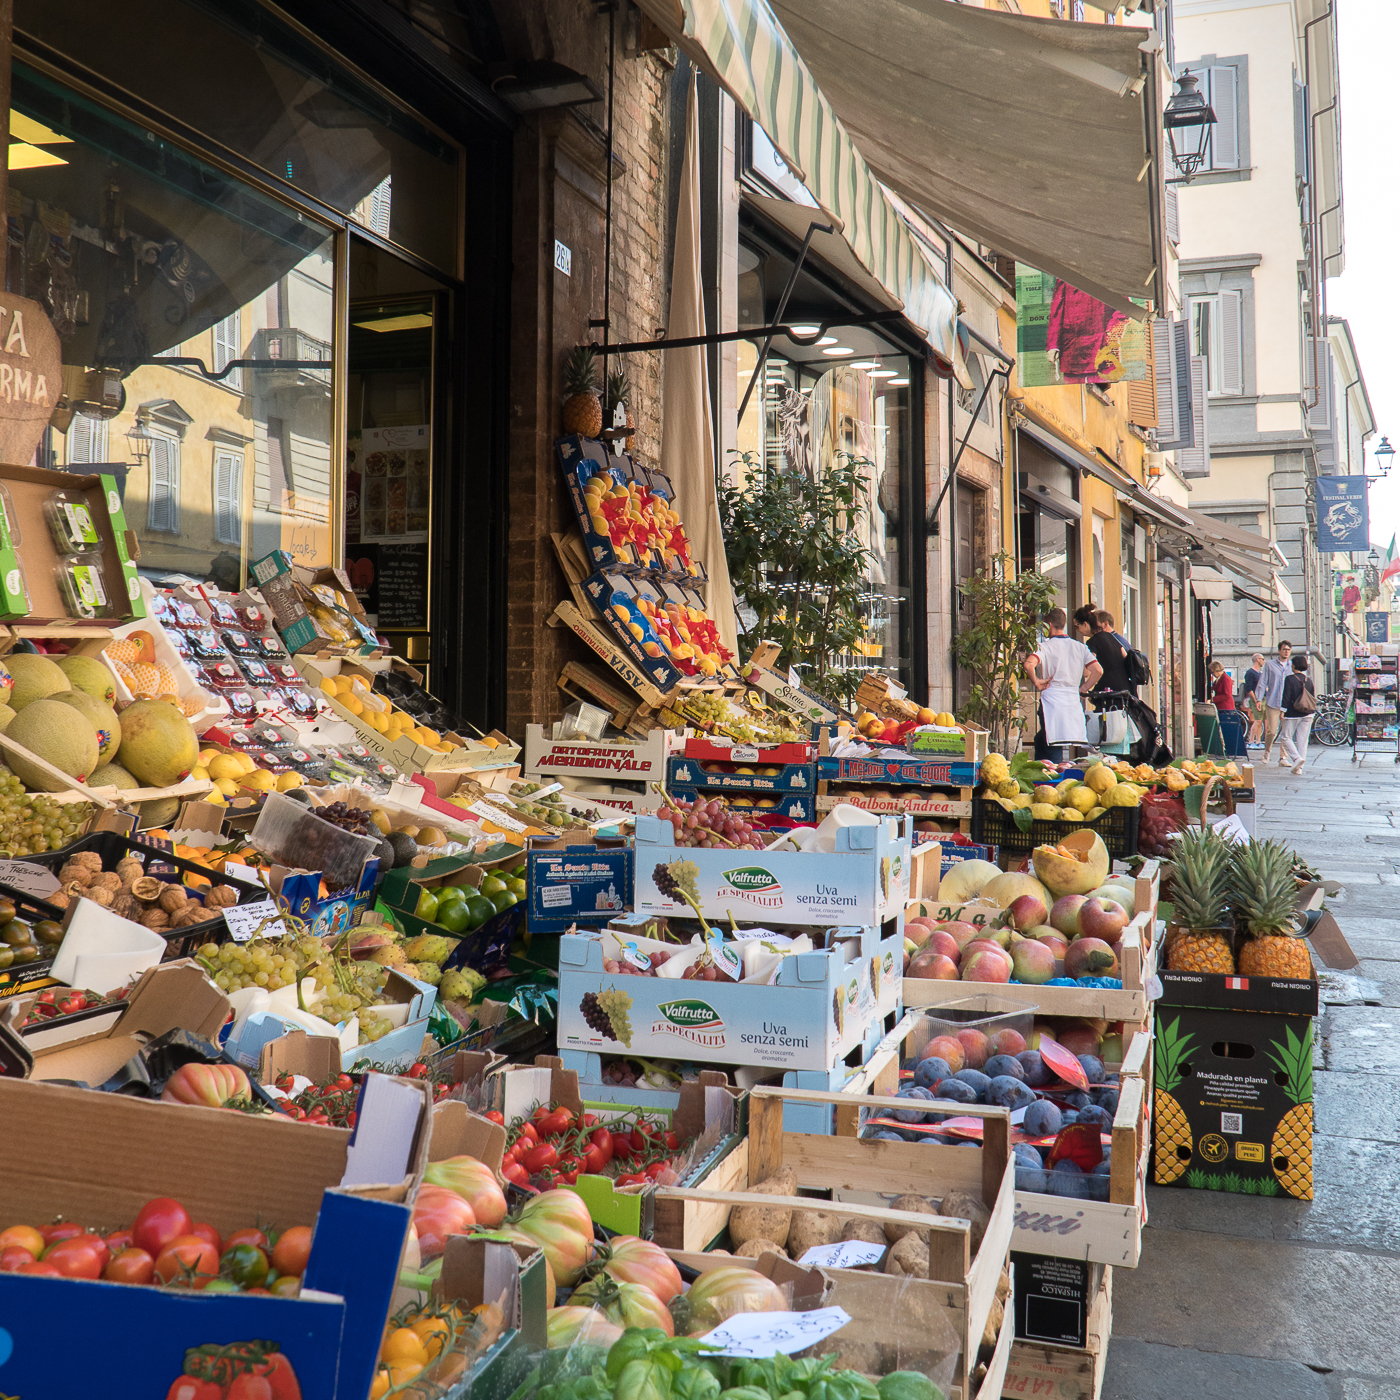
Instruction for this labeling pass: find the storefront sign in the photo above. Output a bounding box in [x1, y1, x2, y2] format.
[0, 295, 60, 467]
[1367, 611, 1389, 643]
[1315, 476, 1369, 553]
[1015, 265, 1147, 387]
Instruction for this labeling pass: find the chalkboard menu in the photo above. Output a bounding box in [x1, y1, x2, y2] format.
[377, 542, 429, 628]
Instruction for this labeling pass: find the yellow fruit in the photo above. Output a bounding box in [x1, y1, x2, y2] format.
[1104, 784, 1140, 808]
[114, 700, 200, 787]
[995, 779, 1021, 799]
[1032, 785, 1061, 806]
[207, 755, 244, 781]
[241, 769, 275, 792]
[190, 765, 209, 781]
[334, 676, 355, 694]
[1067, 785, 1098, 814]
[1085, 764, 1118, 795]
[276, 772, 304, 791]
[381, 1329, 428, 1367]
[628, 622, 645, 641]
[1059, 809, 1084, 822]
[414, 727, 439, 747]
[199, 747, 220, 764]
[343, 696, 364, 716]
[204, 788, 228, 807]
[215, 778, 240, 797]
[1029, 803, 1061, 820]
[319, 679, 338, 696]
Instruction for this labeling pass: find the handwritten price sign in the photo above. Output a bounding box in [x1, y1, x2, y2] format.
[699, 1307, 851, 1358]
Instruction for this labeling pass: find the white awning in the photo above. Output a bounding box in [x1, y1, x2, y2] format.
[1274, 574, 1297, 614]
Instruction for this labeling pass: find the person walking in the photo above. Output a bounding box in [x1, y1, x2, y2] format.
[1278, 655, 1316, 775]
[1260, 641, 1293, 765]
[1025, 608, 1102, 761]
[1087, 610, 1136, 696]
[1239, 652, 1265, 746]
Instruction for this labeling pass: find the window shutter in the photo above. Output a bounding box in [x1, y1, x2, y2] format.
[1218, 289, 1244, 395]
[69, 415, 93, 466]
[214, 453, 242, 545]
[1164, 184, 1180, 247]
[1208, 66, 1239, 170]
[1293, 81, 1309, 187]
[148, 437, 178, 533]
[1178, 357, 1211, 477]
[1152, 319, 1178, 442]
[1174, 321, 1194, 447]
[1307, 340, 1332, 430]
[1128, 320, 1158, 428]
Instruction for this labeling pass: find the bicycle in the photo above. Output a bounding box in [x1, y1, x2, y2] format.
[1311, 691, 1351, 748]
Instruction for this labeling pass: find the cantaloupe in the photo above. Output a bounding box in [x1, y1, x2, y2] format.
[56, 654, 117, 707]
[5, 699, 99, 791]
[937, 859, 1001, 905]
[53, 689, 121, 763]
[8, 653, 70, 710]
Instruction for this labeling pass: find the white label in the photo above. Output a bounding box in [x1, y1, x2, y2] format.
[699, 1306, 851, 1358]
[221, 863, 266, 889]
[540, 885, 572, 909]
[468, 800, 529, 834]
[0, 859, 60, 897]
[127, 575, 140, 600]
[732, 744, 760, 763]
[554, 240, 572, 276]
[797, 1240, 885, 1269]
[619, 942, 652, 971]
[223, 898, 290, 943]
[108, 489, 121, 514]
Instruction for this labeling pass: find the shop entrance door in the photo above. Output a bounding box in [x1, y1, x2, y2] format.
[953, 481, 979, 711]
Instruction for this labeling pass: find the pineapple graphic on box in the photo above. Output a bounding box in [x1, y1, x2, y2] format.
[1267, 1022, 1314, 1199]
[1153, 1014, 1195, 1185]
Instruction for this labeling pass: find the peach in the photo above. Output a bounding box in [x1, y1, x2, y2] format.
[956, 1028, 991, 1067]
[1055, 1025, 1102, 1057]
[925, 1035, 966, 1073]
[989, 1029, 1027, 1056]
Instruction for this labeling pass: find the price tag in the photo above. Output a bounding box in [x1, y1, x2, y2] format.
[221, 863, 266, 889]
[223, 899, 290, 943]
[619, 942, 652, 972]
[797, 1240, 885, 1269]
[699, 1306, 851, 1358]
[468, 800, 529, 834]
[540, 885, 572, 909]
[704, 933, 743, 980]
[0, 860, 60, 898]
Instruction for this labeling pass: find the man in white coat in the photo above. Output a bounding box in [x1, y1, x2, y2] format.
[1025, 608, 1103, 761]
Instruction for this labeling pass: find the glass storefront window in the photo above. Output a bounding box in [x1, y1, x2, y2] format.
[17, 0, 460, 272]
[15, 62, 337, 587]
[1020, 507, 1078, 613]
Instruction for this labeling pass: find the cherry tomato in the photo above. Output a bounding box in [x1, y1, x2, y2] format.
[39, 1222, 85, 1246]
[535, 1107, 575, 1137]
[271, 1225, 313, 1277]
[221, 1243, 270, 1287]
[201, 1278, 241, 1293]
[17, 1260, 61, 1275]
[0, 1225, 44, 1256]
[154, 1234, 220, 1285]
[522, 1143, 558, 1174]
[615, 1173, 646, 1187]
[589, 1126, 614, 1166]
[44, 1233, 109, 1279]
[166, 1379, 223, 1400]
[133, 1197, 192, 1257]
[484, 1110, 505, 1125]
[517, 1122, 539, 1147]
[555, 1166, 579, 1185]
[629, 1128, 648, 1154]
[0, 1246, 35, 1271]
[583, 1112, 598, 1127]
[104, 1228, 134, 1254]
[502, 1162, 530, 1188]
[663, 1131, 680, 1150]
[581, 1143, 606, 1175]
[105, 1247, 156, 1285]
[269, 1273, 301, 1297]
[611, 1131, 636, 1160]
[644, 1161, 669, 1181]
[335, 1074, 354, 1090]
[225, 1227, 270, 1252]
[188, 1222, 223, 1256]
[408, 1063, 429, 1079]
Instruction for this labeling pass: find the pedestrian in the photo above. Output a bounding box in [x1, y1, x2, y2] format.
[1086, 610, 1132, 695]
[1279, 655, 1316, 776]
[1260, 641, 1293, 764]
[1239, 652, 1265, 746]
[1072, 604, 1099, 642]
[1025, 608, 1103, 761]
[1209, 661, 1235, 712]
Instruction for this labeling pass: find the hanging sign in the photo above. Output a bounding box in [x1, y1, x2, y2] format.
[1315, 476, 1370, 553]
[0, 295, 61, 468]
[1366, 612, 1389, 644]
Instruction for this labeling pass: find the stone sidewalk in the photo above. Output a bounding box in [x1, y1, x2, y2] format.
[1103, 743, 1400, 1400]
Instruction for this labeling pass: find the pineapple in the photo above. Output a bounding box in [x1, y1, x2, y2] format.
[1164, 827, 1235, 974]
[1266, 1022, 1314, 1199]
[1153, 1014, 1196, 1184]
[561, 345, 603, 437]
[605, 367, 636, 449]
[1231, 839, 1313, 979]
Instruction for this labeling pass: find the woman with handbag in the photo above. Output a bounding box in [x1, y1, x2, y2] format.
[1279, 654, 1317, 776]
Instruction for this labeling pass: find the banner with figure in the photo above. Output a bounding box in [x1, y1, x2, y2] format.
[1315, 476, 1369, 553]
[1015, 265, 1148, 387]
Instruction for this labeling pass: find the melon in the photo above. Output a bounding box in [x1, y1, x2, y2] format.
[88, 761, 139, 793]
[53, 689, 121, 763]
[57, 654, 117, 707]
[937, 859, 1001, 905]
[4, 698, 99, 791]
[1032, 831, 1111, 897]
[0, 703, 14, 734]
[7, 653, 70, 710]
[115, 699, 199, 788]
[138, 796, 182, 828]
[980, 871, 1052, 912]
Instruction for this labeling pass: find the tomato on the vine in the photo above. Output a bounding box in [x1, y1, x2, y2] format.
[154, 1235, 220, 1285]
[188, 1222, 223, 1256]
[644, 1161, 669, 1181]
[134, 1197, 192, 1257]
[225, 1227, 270, 1252]
[589, 1126, 614, 1165]
[522, 1142, 558, 1175]
[517, 1122, 539, 1147]
[407, 1063, 429, 1079]
[269, 1274, 301, 1298]
[271, 1225, 313, 1277]
[484, 1110, 505, 1125]
[580, 1143, 607, 1175]
[611, 1131, 636, 1160]
[663, 1131, 680, 1150]
[16, 1260, 60, 1275]
[39, 1222, 85, 1247]
[45, 1233, 109, 1279]
[105, 1248, 155, 1284]
[502, 1161, 530, 1188]
[615, 1173, 646, 1187]
[0, 1245, 33, 1271]
[534, 1107, 575, 1137]
[335, 1074, 354, 1091]
[104, 1228, 133, 1254]
[221, 1243, 270, 1287]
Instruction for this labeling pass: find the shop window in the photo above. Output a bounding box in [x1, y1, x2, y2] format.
[9, 62, 337, 586]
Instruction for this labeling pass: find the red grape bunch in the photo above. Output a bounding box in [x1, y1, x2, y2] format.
[659, 795, 766, 850]
[602, 947, 674, 976]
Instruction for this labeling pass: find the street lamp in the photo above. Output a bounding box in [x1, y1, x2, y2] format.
[1164, 71, 1217, 183]
[125, 418, 155, 469]
[1374, 436, 1394, 478]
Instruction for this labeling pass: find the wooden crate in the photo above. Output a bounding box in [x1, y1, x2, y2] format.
[654, 1084, 1013, 1400]
[1002, 1268, 1112, 1399]
[852, 1011, 1151, 1267]
[547, 600, 667, 707]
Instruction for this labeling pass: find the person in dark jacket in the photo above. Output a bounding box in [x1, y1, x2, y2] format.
[1087, 610, 1134, 696]
[1279, 655, 1316, 776]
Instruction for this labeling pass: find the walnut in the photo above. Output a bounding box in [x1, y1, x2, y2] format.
[74, 851, 103, 871]
[58, 861, 92, 885]
[114, 858, 144, 883]
[47, 892, 70, 911]
[63, 879, 88, 900]
[158, 885, 189, 914]
[90, 871, 122, 893]
[203, 885, 239, 909]
[86, 888, 115, 908]
[111, 894, 142, 921]
[175, 907, 210, 928]
[130, 877, 164, 903]
[139, 908, 170, 929]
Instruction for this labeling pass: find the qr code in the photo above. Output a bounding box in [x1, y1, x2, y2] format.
[1221, 1112, 1243, 1135]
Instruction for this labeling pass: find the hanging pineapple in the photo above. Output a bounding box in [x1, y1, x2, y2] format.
[561, 345, 603, 438]
[1163, 826, 1235, 974]
[605, 367, 635, 450]
[1230, 839, 1314, 979]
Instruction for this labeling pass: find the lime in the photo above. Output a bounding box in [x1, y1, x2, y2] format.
[437, 900, 471, 934]
[436, 884, 468, 905]
[480, 874, 507, 896]
[465, 896, 497, 929]
[508, 863, 527, 881]
[487, 889, 518, 914]
[506, 877, 526, 899]
[414, 888, 439, 921]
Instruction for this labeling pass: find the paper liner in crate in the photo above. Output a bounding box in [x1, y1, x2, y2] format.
[51, 897, 167, 989]
[102, 581, 227, 731]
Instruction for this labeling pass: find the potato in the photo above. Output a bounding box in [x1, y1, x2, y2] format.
[938, 1190, 991, 1255]
[981, 1295, 1005, 1350]
[786, 1208, 842, 1259]
[839, 1218, 888, 1246]
[728, 1165, 798, 1247]
[884, 1233, 929, 1278]
[734, 1238, 787, 1260]
[885, 1194, 938, 1243]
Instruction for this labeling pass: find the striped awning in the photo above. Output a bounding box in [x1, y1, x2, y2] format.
[636, 0, 962, 376]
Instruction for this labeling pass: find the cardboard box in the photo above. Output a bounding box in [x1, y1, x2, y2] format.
[634, 811, 912, 927]
[741, 644, 840, 724]
[524, 723, 681, 784]
[815, 789, 970, 819]
[907, 723, 991, 762]
[1157, 957, 1319, 1016]
[1012, 1254, 1104, 1347]
[682, 736, 813, 765]
[816, 754, 981, 788]
[1002, 1270, 1111, 1400]
[667, 754, 815, 794]
[1153, 1005, 1314, 1199]
[249, 552, 378, 653]
[668, 782, 815, 824]
[0, 1073, 426, 1400]
[527, 840, 634, 934]
[0, 463, 144, 624]
[379, 852, 525, 970]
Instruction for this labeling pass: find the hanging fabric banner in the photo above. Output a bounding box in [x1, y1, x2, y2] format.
[1315, 476, 1369, 553]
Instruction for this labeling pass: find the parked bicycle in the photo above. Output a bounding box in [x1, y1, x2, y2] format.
[1312, 690, 1350, 748]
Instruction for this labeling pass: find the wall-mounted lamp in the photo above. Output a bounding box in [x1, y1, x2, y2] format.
[125, 417, 155, 468]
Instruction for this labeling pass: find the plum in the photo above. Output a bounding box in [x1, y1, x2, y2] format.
[1077, 1054, 1106, 1085]
[951, 1068, 992, 1100]
[1016, 1051, 1053, 1088]
[987, 1076, 1036, 1110]
[984, 1053, 1026, 1082]
[1090, 1085, 1120, 1115]
[1077, 1104, 1113, 1133]
[1014, 1143, 1045, 1170]
[1022, 1100, 1064, 1137]
[930, 1077, 977, 1105]
[1065, 1090, 1092, 1110]
[914, 1056, 951, 1090]
[1046, 1160, 1093, 1198]
[892, 1085, 939, 1123]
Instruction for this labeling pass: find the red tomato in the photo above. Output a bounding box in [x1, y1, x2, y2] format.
[535, 1107, 575, 1137]
[39, 1222, 85, 1246]
[0, 1246, 34, 1271]
[517, 1122, 539, 1147]
[502, 1162, 530, 1187]
[225, 1227, 270, 1252]
[335, 1074, 354, 1090]
[188, 1222, 223, 1256]
[271, 1225, 314, 1277]
[16, 1260, 60, 1275]
[583, 1113, 598, 1127]
[133, 1197, 192, 1257]
[166, 1380, 223, 1400]
[556, 1166, 580, 1185]
[407, 1063, 429, 1079]
[484, 1110, 505, 1125]
[614, 1173, 646, 1187]
[0, 1225, 44, 1256]
[104, 1228, 134, 1254]
[226, 1377, 273, 1400]
[104, 1247, 155, 1285]
[154, 1235, 220, 1284]
[523, 1142, 558, 1175]
[644, 1161, 668, 1181]
[44, 1233, 109, 1279]
[580, 1143, 606, 1175]
[629, 1127, 648, 1154]
[611, 1131, 636, 1160]
[663, 1131, 679, 1150]
[589, 1126, 614, 1166]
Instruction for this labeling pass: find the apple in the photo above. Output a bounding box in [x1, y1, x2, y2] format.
[1050, 894, 1088, 938]
[1028, 1024, 1059, 1050]
[938, 921, 983, 952]
[928, 930, 962, 961]
[905, 919, 936, 948]
[1006, 893, 1049, 931]
[1065, 937, 1120, 979]
[1079, 897, 1128, 942]
[1099, 1033, 1125, 1064]
[957, 1029, 991, 1068]
[1011, 940, 1056, 985]
[925, 1035, 966, 1072]
[1055, 1025, 1102, 1057]
[989, 1029, 1028, 1056]
[962, 950, 1012, 983]
[908, 951, 959, 980]
[963, 938, 1010, 964]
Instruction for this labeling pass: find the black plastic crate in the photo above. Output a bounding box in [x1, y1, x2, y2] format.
[970, 797, 1141, 858]
[0, 882, 82, 1000]
[0, 831, 268, 963]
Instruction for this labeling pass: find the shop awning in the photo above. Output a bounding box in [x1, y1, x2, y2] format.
[746, 0, 1165, 318]
[636, 0, 964, 375]
[1180, 509, 1289, 568]
[1017, 416, 1136, 492]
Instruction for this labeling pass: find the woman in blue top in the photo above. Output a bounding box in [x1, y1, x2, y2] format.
[1239, 652, 1264, 746]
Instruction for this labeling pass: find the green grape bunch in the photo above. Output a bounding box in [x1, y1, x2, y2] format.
[580, 988, 634, 1046]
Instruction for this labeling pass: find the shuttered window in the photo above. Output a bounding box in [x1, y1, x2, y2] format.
[1164, 184, 1179, 248]
[1206, 65, 1239, 170]
[68, 415, 109, 465]
[1176, 358, 1211, 478]
[213, 312, 241, 391]
[148, 435, 180, 533]
[213, 452, 242, 545]
[1151, 319, 1178, 442]
[1127, 321, 1158, 429]
[1190, 292, 1244, 397]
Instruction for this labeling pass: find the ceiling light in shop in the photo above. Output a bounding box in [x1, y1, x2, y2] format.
[816, 336, 838, 346]
[10, 113, 71, 145]
[354, 313, 434, 333]
[889, 378, 909, 386]
[8, 143, 67, 169]
[850, 361, 881, 370]
[869, 370, 898, 379]
[822, 346, 854, 356]
[789, 324, 820, 336]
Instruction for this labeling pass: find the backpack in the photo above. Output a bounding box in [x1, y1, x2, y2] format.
[1124, 646, 1152, 687]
